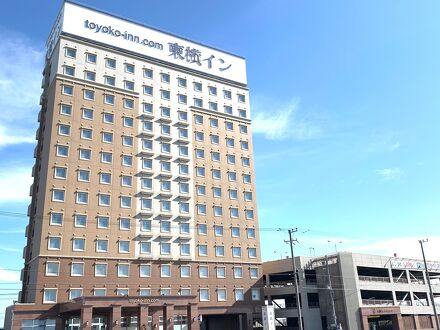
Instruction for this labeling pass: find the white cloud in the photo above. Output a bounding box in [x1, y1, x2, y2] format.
[367, 131, 401, 153]
[0, 125, 35, 147]
[0, 167, 32, 202]
[252, 99, 322, 140]
[0, 246, 22, 253]
[375, 167, 403, 181]
[0, 268, 20, 282]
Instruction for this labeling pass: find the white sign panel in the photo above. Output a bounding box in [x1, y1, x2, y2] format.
[391, 259, 440, 271]
[261, 305, 276, 330]
[57, 2, 247, 84]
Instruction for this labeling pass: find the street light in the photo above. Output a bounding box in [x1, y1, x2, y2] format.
[328, 240, 342, 252]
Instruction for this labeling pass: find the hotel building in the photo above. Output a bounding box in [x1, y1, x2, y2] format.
[5, 1, 262, 329]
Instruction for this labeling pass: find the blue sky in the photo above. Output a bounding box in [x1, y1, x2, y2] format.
[1, 0, 440, 323]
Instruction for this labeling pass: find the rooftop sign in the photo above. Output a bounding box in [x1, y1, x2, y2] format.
[49, 2, 247, 84]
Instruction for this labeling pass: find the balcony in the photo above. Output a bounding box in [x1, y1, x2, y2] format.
[362, 299, 394, 306]
[358, 275, 391, 283]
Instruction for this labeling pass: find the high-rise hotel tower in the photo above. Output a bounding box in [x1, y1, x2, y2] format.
[5, 1, 262, 329]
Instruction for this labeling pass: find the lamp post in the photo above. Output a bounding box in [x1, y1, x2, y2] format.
[328, 240, 342, 252]
[288, 229, 304, 330]
[419, 239, 440, 330]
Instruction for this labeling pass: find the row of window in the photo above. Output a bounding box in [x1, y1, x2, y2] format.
[45, 262, 259, 279]
[64, 47, 246, 102]
[43, 285, 259, 304]
[46, 236, 257, 258]
[61, 84, 134, 108]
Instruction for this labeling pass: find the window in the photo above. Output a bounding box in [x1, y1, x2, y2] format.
[96, 239, 109, 252]
[101, 152, 112, 164]
[199, 289, 209, 301]
[118, 218, 131, 230]
[86, 52, 97, 63]
[180, 202, 190, 214]
[234, 267, 243, 278]
[58, 124, 70, 136]
[227, 154, 236, 164]
[180, 223, 190, 234]
[104, 94, 115, 105]
[46, 262, 59, 276]
[105, 58, 116, 69]
[198, 244, 208, 256]
[141, 178, 152, 190]
[244, 191, 253, 201]
[250, 268, 259, 279]
[180, 265, 190, 278]
[178, 94, 187, 104]
[161, 90, 170, 100]
[97, 216, 109, 229]
[143, 85, 153, 96]
[65, 47, 76, 58]
[248, 247, 257, 258]
[82, 108, 93, 119]
[117, 288, 129, 296]
[79, 148, 92, 161]
[224, 105, 233, 115]
[199, 265, 209, 278]
[140, 219, 151, 232]
[247, 228, 256, 238]
[83, 89, 95, 100]
[161, 73, 170, 83]
[195, 149, 204, 159]
[239, 109, 247, 118]
[161, 142, 171, 154]
[94, 288, 106, 296]
[75, 191, 88, 205]
[71, 262, 84, 276]
[64, 65, 75, 76]
[217, 288, 227, 301]
[62, 84, 73, 96]
[178, 111, 188, 121]
[143, 121, 153, 132]
[161, 124, 171, 135]
[178, 77, 187, 87]
[98, 193, 110, 206]
[226, 138, 235, 148]
[240, 124, 248, 134]
[232, 246, 242, 258]
[141, 198, 152, 210]
[139, 288, 151, 296]
[228, 171, 237, 181]
[211, 134, 219, 144]
[198, 224, 207, 235]
[210, 118, 219, 128]
[43, 288, 57, 303]
[245, 209, 254, 219]
[179, 128, 188, 139]
[119, 240, 130, 253]
[95, 263, 107, 277]
[180, 243, 190, 256]
[123, 117, 134, 128]
[243, 174, 251, 184]
[125, 63, 135, 74]
[50, 212, 63, 226]
[215, 245, 225, 257]
[195, 131, 204, 142]
[216, 266, 226, 278]
[74, 214, 86, 227]
[139, 264, 151, 277]
[160, 288, 171, 296]
[223, 90, 232, 99]
[124, 98, 134, 109]
[122, 135, 133, 147]
[69, 288, 83, 300]
[142, 158, 152, 170]
[225, 121, 234, 131]
[124, 80, 134, 91]
[98, 172, 111, 185]
[161, 161, 171, 173]
[52, 189, 65, 202]
[85, 71, 96, 81]
[160, 221, 171, 233]
[139, 241, 151, 254]
[251, 288, 261, 300]
[212, 169, 221, 180]
[196, 185, 206, 196]
[102, 132, 113, 143]
[194, 98, 203, 107]
[72, 238, 85, 251]
[235, 288, 244, 301]
[103, 112, 114, 124]
[160, 200, 171, 212]
[196, 167, 205, 177]
[230, 207, 239, 218]
[161, 265, 171, 277]
[78, 169, 90, 182]
[209, 102, 218, 111]
[80, 128, 92, 140]
[117, 264, 129, 277]
[238, 94, 246, 103]
[120, 196, 132, 208]
[48, 237, 61, 250]
[212, 152, 220, 162]
[231, 227, 240, 237]
[229, 189, 238, 200]
[214, 225, 223, 236]
[143, 68, 153, 78]
[197, 204, 206, 215]
[208, 86, 217, 95]
[121, 175, 132, 187]
[195, 114, 203, 124]
[104, 75, 115, 86]
[214, 206, 223, 217]
[54, 166, 67, 179]
[194, 82, 202, 92]
[179, 163, 189, 175]
[122, 155, 133, 167]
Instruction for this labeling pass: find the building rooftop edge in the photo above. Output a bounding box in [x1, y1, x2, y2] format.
[63, 0, 246, 60]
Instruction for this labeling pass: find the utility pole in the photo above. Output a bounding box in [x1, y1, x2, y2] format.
[325, 255, 338, 330]
[419, 239, 440, 330]
[288, 229, 304, 330]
